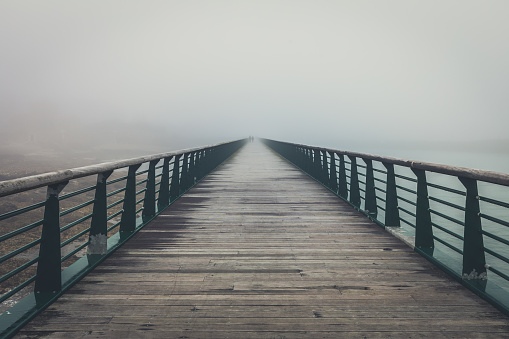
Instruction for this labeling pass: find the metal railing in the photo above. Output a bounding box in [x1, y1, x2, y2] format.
[0, 139, 247, 338]
[262, 138, 509, 316]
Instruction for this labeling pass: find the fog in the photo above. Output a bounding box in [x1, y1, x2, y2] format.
[1, 1, 509, 161]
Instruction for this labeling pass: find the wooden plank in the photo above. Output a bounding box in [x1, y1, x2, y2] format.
[15, 142, 509, 338]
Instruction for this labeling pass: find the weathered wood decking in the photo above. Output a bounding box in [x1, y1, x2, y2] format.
[16, 142, 509, 338]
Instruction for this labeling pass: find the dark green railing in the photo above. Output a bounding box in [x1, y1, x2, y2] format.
[0, 139, 247, 338]
[263, 138, 509, 316]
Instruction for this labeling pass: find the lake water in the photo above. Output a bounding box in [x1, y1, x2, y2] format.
[328, 140, 509, 174]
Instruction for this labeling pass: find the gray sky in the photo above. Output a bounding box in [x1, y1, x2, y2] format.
[1, 1, 508, 155]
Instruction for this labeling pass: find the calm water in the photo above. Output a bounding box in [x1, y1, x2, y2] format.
[334, 141, 509, 174]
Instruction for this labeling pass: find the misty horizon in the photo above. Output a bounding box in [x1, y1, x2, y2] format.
[1, 1, 509, 170]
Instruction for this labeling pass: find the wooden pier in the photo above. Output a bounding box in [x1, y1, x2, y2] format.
[15, 142, 509, 338]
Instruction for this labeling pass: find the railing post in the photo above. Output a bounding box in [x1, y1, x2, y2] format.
[338, 154, 348, 199]
[206, 149, 213, 172]
[196, 150, 203, 179]
[298, 147, 304, 168]
[364, 159, 377, 218]
[382, 162, 400, 227]
[88, 171, 113, 255]
[411, 168, 434, 251]
[294, 147, 300, 168]
[170, 154, 181, 202]
[298, 148, 304, 170]
[459, 177, 487, 281]
[292, 146, 299, 164]
[200, 150, 206, 179]
[313, 149, 321, 179]
[158, 157, 172, 209]
[120, 164, 141, 234]
[181, 153, 189, 192]
[303, 149, 310, 173]
[188, 151, 196, 187]
[328, 151, 338, 193]
[194, 151, 202, 181]
[142, 160, 159, 220]
[348, 156, 360, 208]
[321, 150, 328, 185]
[308, 149, 314, 174]
[35, 181, 68, 293]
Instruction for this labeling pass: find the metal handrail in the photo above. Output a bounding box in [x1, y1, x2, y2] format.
[0, 138, 247, 338]
[0, 140, 242, 197]
[262, 138, 509, 317]
[266, 139, 509, 186]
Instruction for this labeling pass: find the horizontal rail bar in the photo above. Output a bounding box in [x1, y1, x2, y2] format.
[479, 196, 509, 209]
[59, 185, 96, 200]
[61, 241, 89, 262]
[398, 206, 416, 218]
[398, 196, 417, 207]
[107, 209, 123, 221]
[427, 182, 465, 196]
[429, 196, 465, 211]
[0, 219, 44, 243]
[107, 198, 125, 210]
[0, 257, 38, 285]
[106, 175, 128, 185]
[479, 213, 509, 228]
[431, 222, 464, 241]
[484, 247, 509, 265]
[395, 184, 417, 195]
[107, 220, 121, 233]
[136, 188, 147, 195]
[488, 266, 509, 282]
[264, 139, 509, 186]
[429, 209, 465, 227]
[135, 169, 150, 176]
[395, 173, 417, 182]
[107, 187, 127, 197]
[59, 213, 93, 233]
[136, 179, 149, 186]
[0, 201, 46, 222]
[481, 230, 509, 247]
[60, 227, 91, 248]
[433, 235, 463, 254]
[0, 276, 36, 304]
[400, 217, 416, 228]
[60, 199, 95, 217]
[0, 139, 244, 197]
[0, 238, 41, 265]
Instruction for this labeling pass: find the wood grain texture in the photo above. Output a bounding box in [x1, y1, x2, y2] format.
[16, 142, 509, 338]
